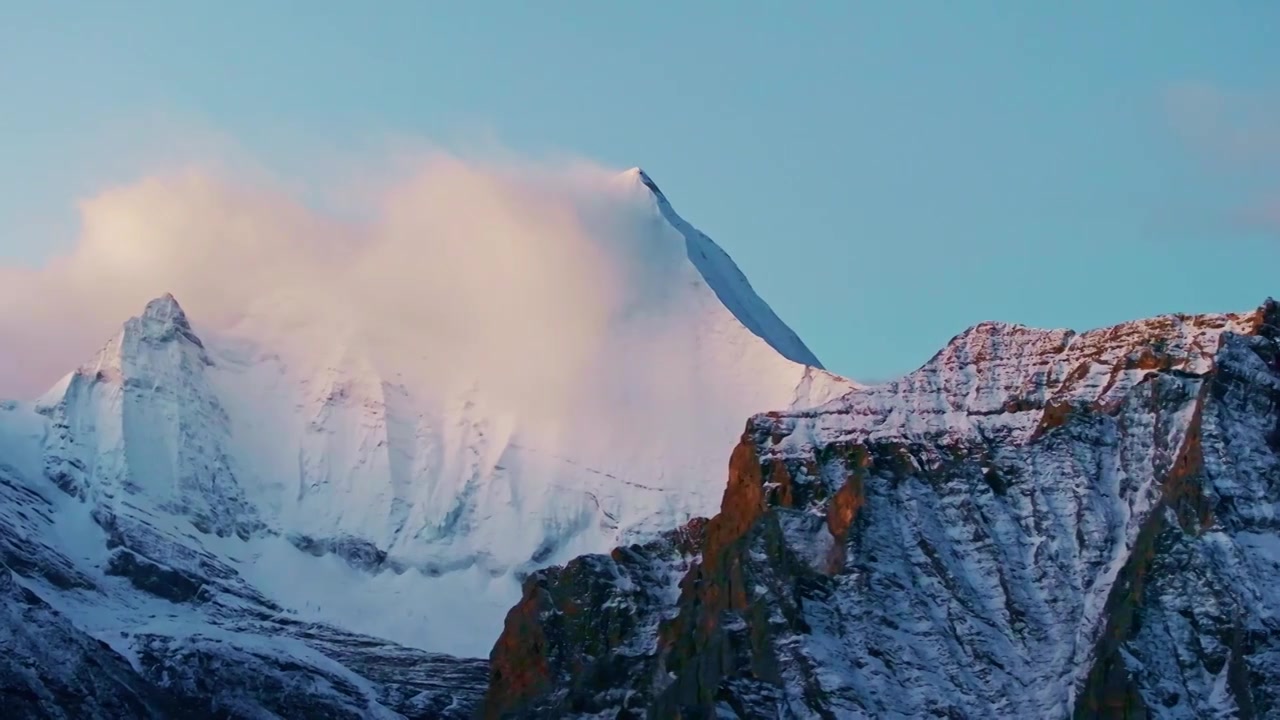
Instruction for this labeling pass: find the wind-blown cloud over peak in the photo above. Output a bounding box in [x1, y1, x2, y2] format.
[0, 153, 749, 405]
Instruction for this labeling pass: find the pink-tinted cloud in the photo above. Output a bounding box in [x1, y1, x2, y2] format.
[1165, 82, 1280, 171]
[1164, 82, 1280, 238]
[1241, 190, 1280, 235]
[0, 153, 684, 401]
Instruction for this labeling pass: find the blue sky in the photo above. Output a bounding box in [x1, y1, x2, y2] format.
[2, 3, 1278, 380]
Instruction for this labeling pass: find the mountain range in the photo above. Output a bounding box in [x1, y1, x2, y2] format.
[1, 171, 1277, 718]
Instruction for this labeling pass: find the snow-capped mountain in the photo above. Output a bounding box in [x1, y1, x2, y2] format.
[483, 301, 1280, 718]
[13, 163, 1273, 720]
[0, 169, 850, 717]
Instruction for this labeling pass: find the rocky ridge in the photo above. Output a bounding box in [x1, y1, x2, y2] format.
[482, 300, 1280, 719]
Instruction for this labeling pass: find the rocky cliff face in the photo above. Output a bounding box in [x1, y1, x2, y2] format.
[482, 301, 1280, 719]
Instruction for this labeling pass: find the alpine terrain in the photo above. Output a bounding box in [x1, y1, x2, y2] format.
[0, 169, 852, 718]
[481, 300, 1280, 719]
[4, 168, 1279, 720]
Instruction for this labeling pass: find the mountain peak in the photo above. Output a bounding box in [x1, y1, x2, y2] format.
[134, 293, 204, 349]
[140, 293, 191, 329]
[621, 166, 668, 204]
[619, 167, 823, 369]
[1254, 297, 1279, 337]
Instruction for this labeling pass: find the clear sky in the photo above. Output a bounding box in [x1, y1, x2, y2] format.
[2, 3, 1278, 381]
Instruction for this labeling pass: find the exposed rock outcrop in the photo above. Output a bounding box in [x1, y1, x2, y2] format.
[483, 301, 1280, 719]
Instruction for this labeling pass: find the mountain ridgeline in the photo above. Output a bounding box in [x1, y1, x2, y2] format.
[481, 301, 1280, 719]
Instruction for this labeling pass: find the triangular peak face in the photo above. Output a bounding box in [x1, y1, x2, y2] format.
[135, 292, 204, 347]
[621, 167, 823, 368]
[35, 293, 256, 537]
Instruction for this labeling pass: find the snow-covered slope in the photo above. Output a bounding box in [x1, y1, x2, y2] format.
[0, 165, 849, 708]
